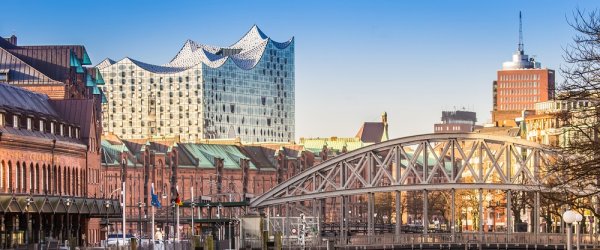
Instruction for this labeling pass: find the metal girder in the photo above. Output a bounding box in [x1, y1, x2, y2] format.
[250, 133, 556, 208]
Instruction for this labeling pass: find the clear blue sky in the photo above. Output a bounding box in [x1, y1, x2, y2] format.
[1, 1, 597, 140]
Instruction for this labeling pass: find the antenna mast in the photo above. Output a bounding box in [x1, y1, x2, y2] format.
[518, 11, 524, 52]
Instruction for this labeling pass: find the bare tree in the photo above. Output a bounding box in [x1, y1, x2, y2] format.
[551, 9, 600, 215]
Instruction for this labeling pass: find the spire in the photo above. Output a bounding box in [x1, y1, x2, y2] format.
[381, 112, 389, 142]
[518, 11, 524, 52]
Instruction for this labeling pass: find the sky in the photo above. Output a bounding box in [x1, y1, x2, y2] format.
[1, 1, 598, 140]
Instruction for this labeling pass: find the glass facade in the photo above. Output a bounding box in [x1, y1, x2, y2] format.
[97, 26, 295, 143]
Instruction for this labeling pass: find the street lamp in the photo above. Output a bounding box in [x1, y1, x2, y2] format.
[104, 200, 111, 249]
[162, 188, 168, 240]
[485, 193, 495, 232]
[563, 210, 579, 250]
[65, 198, 72, 242]
[25, 197, 32, 245]
[138, 201, 145, 240]
[575, 213, 583, 250]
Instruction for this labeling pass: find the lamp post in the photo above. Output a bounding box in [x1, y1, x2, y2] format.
[170, 201, 175, 241]
[575, 213, 583, 250]
[191, 202, 196, 236]
[564, 210, 578, 250]
[138, 201, 145, 240]
[25, 197, 32, 245]
[65, 198, 72, 243]
[104, 200, 111, 249]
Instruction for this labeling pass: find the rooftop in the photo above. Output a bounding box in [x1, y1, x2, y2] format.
[96, 25, 294, 74]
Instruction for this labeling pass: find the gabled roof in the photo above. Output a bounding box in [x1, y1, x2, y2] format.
[0, 47, 62, 85]
[178, 143, 257, 169]
[240, 146, 277, 169]
[355, 122, 386, 143]
[50, 99, 99, 139]
[0, 42, 88, 83]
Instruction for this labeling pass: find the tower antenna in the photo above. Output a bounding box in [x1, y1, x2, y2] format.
[518, 11, 524, 52]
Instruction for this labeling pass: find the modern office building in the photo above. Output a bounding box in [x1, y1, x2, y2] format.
[97, 26, 295, 143]
[491, 13, 555, 127]
[434, 110, 480, 133]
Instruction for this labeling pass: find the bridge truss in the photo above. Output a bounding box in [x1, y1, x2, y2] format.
[250, 133, 576, 245]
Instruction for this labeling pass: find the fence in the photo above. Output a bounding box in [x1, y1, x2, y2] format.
[242, 232, 600, 249]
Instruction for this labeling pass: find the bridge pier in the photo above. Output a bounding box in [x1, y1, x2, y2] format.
[451, 188, 456, 240]
[368, 192, 374, 240]
[395, 190, 401, 242]
[423, 189, 429, 235]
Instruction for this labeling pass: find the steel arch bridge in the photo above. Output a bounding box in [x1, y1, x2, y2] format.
[248, 133, 578, 247]
[251, 133, 557, 207]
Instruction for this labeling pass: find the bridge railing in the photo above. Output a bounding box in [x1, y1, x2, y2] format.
[343, 233, 599, 246]
[244, 233, 600, 248]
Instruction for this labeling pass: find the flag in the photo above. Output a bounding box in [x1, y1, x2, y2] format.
[151, 183, 161, 208]
[174, 187, 183, 206]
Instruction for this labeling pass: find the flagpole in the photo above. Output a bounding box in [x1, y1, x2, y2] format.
[122, 181, 126, 246]
[151, 183, 155, 245]
[176, 185, 180, 242]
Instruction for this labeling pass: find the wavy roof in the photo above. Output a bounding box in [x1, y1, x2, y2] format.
[97, 25, 293, 73]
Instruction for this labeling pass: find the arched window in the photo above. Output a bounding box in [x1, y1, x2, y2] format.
[64, 167, 68, 196]
[7, 161, 12, 192]
[55, 166, 59, 195]
[29, 163, 33, 192]
[16, 162, 21, 192]
[42, 165, 46, 193]
[35, 164, 39, 193]
[0, 160, 3, 190]
[21, 162, 26, 192]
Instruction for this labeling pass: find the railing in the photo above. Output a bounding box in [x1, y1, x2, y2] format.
[243, 232, 600, 248]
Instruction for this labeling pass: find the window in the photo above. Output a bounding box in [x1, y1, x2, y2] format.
[0, 70, 9, 82]
[12, 115, 18, 128]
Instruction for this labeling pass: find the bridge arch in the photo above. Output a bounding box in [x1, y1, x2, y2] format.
[251, 133, 557, 208]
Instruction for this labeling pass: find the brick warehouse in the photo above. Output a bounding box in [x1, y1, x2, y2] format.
[100, 134, 323, 239]
[0, 36, 115, 248]
[99, 115, 389, 240]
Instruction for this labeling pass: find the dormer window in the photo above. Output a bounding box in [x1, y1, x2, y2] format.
[39, 120, 44, 132]
[68, 126, 72, 138]
[19, 116, 27, 129]
[26, 117, 32, 130]
[0, 113, 4, 126]
[60, 124, 64, 136]
[12, 115, 18, 128]
[0, 69, 9, 82]
[75, 128, 80, 139]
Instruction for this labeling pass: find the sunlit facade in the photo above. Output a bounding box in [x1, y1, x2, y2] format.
[97, 26, 295, 143]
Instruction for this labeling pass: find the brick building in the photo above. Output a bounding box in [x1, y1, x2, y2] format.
[0, 36, 110, 248]
[491, 14, 555, 127]
[100, 134, 319, 239]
